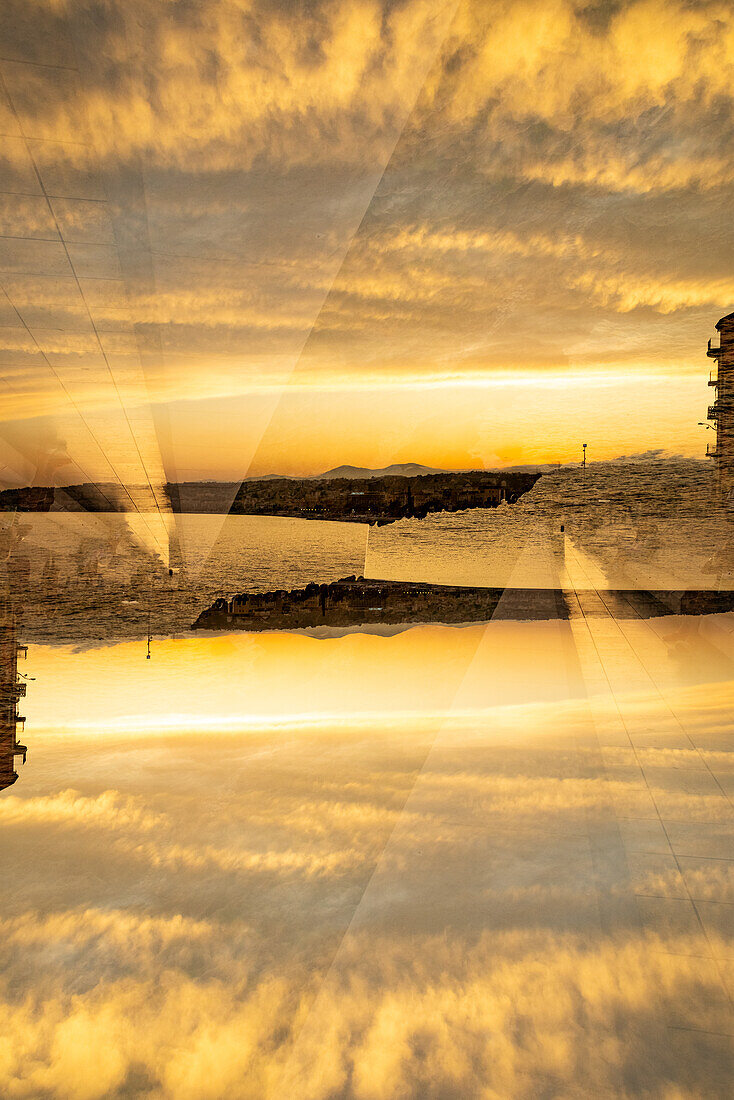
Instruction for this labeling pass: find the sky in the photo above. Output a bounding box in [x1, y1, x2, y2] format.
[2, 619, 733, 1097]
[1, 0, 733, 487]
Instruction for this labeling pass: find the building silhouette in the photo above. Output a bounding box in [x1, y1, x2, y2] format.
[0, 604, 27, 793]
[0, 519, 29, 794]
[707, 311, 734, 502]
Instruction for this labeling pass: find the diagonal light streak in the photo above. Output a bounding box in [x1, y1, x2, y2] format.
[0, 66, 172, 561]
[196, 0, 463, 578]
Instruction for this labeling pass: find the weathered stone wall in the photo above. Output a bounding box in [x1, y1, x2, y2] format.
[0, 471, 540, 521]
[193, 577, 567, 630]
[226, 471, 540, 524]
[193, 579, 734, 631]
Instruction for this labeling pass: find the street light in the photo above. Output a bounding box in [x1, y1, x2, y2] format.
[582, 442, 587, 468]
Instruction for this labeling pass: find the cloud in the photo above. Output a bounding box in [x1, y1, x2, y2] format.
[6, 0, 453, 173]
[3, 0, 734, 474]
[12, 0, 733, 192]
[440, 0, 734, 192]
[0, 914, 728, 1098]
[568, 270, 734, 315]
[137, 838, 371, 880]
[0, 789, 162, 831]
[1, 672, 732, 1096]
[519, 152, 734, 196]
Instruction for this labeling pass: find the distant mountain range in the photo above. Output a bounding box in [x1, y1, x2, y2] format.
[241, 462, 445, 481]
[316, 462, 445, 479]
[247, 461, 563, 481]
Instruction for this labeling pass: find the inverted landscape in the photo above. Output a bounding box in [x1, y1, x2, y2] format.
[1, 2, 734, 1098]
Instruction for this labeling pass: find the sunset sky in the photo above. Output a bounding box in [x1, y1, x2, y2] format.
[4, 6, 734, 1093]
[1, 0, 733, 486]
[5, 619, 733, 1096]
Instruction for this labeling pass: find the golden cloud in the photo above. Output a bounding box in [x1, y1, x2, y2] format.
[0, 672, 731, 1095]
[11, 0, 734, 194]
[7, 0, 455, 173]
[441, 0, 734, 191]
[0, 915, 728, 1098]
[0, 789, 163, 831]
[569, 270, 734, 314]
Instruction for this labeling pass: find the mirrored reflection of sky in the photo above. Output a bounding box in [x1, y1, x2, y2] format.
[3, 617, 734, 1098]
[1, 0, 733, 486]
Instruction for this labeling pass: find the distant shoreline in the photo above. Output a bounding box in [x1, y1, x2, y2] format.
[0, 470, 541, 524]
[193, 577, 734, 632]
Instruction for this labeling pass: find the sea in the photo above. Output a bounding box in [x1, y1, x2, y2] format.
[3, 457, 733, 644]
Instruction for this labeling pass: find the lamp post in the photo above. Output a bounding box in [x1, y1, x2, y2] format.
[698, 421, 718, 462]
[582, 443, 587, 469]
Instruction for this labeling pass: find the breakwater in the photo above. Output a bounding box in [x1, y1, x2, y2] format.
[226, 471, 540, 524]
[193, 577, 568, 630]
[0, 471, 540, 522]
[193, 578, 734, 632]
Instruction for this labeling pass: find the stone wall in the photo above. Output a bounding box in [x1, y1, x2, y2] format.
[193, 577, 568, 630]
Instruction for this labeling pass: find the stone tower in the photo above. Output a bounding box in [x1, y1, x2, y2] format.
[707, 311, 734, 503]
[0, 608, 27, 794]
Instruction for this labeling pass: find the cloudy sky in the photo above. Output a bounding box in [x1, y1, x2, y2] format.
[2, 618, 732, 1097]
[0, 0, 733, 487]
